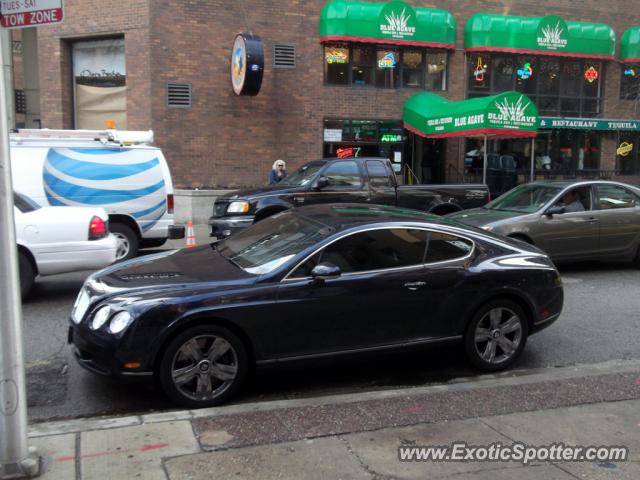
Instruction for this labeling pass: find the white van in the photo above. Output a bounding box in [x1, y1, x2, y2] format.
[10, 129, 184, 261]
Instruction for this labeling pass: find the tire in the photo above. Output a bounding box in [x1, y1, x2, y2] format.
[110, 223, 139, 261]
[141, 238, 167, 249]
[464, 299, 528, 372]
[19, 251, 35, 299]
[634, 245, 640, 268]
[158, 325, 248, 408]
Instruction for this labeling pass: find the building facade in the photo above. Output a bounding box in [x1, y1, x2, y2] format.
[16, 0, 640, 188]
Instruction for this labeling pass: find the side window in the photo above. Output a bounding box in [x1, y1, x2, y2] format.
[425, 232, 473, 263]
[318, 228, 427, 274]
[323, 161, 362, 189]
[366, 160, 392, 188]
[553, 187, 591, 212]
[289, 252, 321, 279]
[596, 185, 636, 209]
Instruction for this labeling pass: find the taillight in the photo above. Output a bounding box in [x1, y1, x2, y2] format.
[167, 194, 174, 214]
[89, 216, 107, 240]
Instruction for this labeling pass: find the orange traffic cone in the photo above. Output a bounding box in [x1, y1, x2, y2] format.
[185, 221, 196, 248]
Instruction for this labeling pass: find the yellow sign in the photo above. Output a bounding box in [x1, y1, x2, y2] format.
[617, 142, 633, 157]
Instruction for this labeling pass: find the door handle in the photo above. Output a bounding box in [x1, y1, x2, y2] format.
[404, 281, 426, 291]
[588, 217, 599, 223]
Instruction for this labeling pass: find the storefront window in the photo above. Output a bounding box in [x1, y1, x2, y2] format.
[425, 52, 447, 91]
[376, 48, 399, 88]
[620, 64, 640, 100]
[468, 54, 602, 117]
[352, 45, 375, 86]
[324, 43, 447, 90]
[324, 44, 349, 85]
[617, 133, 640, 175]
[402, 50, 424, 88]
[72, 38, 126, 129]
[492, 57, 515, 91]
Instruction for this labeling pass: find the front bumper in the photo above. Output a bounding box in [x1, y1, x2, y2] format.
[208, 215, 254, 238]
[68, 325, 153, 381]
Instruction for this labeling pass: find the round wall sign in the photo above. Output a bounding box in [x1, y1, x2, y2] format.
[231, 33, 264, 96]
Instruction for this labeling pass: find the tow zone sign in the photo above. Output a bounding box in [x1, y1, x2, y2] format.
[1, 0, 64, 28]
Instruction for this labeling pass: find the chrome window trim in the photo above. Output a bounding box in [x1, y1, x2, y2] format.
[281, 225, 476, 282]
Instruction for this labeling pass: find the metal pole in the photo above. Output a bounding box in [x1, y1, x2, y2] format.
[482, 135, 488, 185]
[530, 137, 535, 183]
[0, 31, 39, 480]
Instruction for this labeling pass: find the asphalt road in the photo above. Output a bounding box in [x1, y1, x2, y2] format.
[21, 256, 640, 423]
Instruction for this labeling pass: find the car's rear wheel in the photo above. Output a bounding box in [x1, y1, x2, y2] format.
[111, 223, 139, 261]
[19, 251, 35, 299]
[159, 325, 248, 408]
[464, 300, 528, 372]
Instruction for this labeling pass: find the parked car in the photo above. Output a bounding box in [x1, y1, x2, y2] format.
[208, 157, 489, 238]
[10, 129, 184, 261]
[447, 180, 640, 265]
[14, 192, 117, 298]
[69, 203, 563, 408]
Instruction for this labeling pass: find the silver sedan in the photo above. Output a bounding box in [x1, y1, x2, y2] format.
[447, 180, 640, 264]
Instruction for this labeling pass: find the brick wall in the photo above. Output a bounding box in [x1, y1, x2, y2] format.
[36, 0, 151, 130]
[33, 0, 640, 188]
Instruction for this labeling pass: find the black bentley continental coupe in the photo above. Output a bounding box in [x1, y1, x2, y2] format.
[69, 204, 563, 408]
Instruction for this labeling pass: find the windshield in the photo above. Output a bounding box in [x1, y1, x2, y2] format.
[280, 162, 324, 186]
[14, 192, 41, 213]
[485, 184, 562, 213]
[217, 211, 334, 274]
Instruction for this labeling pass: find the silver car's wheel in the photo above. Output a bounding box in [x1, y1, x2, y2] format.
[465, 300, 528, 372]
[159, 325, 248, 407]
[113, 232, 130, 260]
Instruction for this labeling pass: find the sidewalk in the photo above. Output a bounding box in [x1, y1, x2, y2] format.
[27, 359, 640, 479]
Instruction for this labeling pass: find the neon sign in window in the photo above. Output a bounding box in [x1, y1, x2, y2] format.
[517, 62, 533, 80]
[377, 52, 397, 68]
[584, 66, 599, 83]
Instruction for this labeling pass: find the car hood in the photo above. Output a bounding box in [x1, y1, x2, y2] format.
[222, 184, 305, 200]
[447, 208, 527, 227]
[91, 245, 254, 294]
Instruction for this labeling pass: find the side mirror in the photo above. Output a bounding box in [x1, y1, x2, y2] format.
[314, 176, 330, 191]
[545, 206, 566, 217]
[311, 262, 341, 281]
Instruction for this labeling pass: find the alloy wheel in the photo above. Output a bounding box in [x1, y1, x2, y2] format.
[113, 232, 130, 261]
[473, 307, 523, 365]
[170, 334, 239, 402]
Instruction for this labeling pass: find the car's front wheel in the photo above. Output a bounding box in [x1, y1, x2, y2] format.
[158, 325, 248, 408]
[464, 300, 528, 372]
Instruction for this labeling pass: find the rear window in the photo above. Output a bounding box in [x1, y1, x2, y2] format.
[14, 193, 41, 213]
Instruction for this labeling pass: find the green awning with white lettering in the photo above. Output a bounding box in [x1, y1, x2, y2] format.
[320, 0, 456, 49]
[620, 27, 640, 63]
[538, 117, 640, 131]
[403, 91, 538, 139]
[465, 13, 615, 59]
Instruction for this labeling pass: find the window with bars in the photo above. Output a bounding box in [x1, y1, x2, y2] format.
[273, 44, 296, 68]
[166, 83, 192, 108]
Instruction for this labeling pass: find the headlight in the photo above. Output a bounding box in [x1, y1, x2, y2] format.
[108, 311, 133, 334]
[90, 306, 111, 330]
[72, 289, 91, 324]
[480, 225, 494, 232]
[226, 201, 250, 214]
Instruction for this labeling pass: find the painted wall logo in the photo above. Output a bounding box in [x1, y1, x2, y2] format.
[379, 2, 416, 40]
[489, 95, 537, 128]
[536, 16, 569, 51]
[617, 142, 634, 156]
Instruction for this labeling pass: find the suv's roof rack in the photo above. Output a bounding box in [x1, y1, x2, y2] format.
[10, 129, 154, 146]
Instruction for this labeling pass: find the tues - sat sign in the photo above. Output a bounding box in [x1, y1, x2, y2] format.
[1, 0, 64, 29]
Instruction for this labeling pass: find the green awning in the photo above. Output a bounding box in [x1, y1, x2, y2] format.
[620, 27, 640, 63]
[465, 14, 615, 59]
[320, 0, 456, 49]
[404, 92, 538, 139]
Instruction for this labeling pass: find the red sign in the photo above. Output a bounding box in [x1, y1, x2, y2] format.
[1, 1, 64, 29]
[336, 147, 354, 159]
[584, 66, 599, 83]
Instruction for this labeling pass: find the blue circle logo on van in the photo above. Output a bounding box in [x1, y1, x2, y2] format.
[43, 148, 167, 231]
